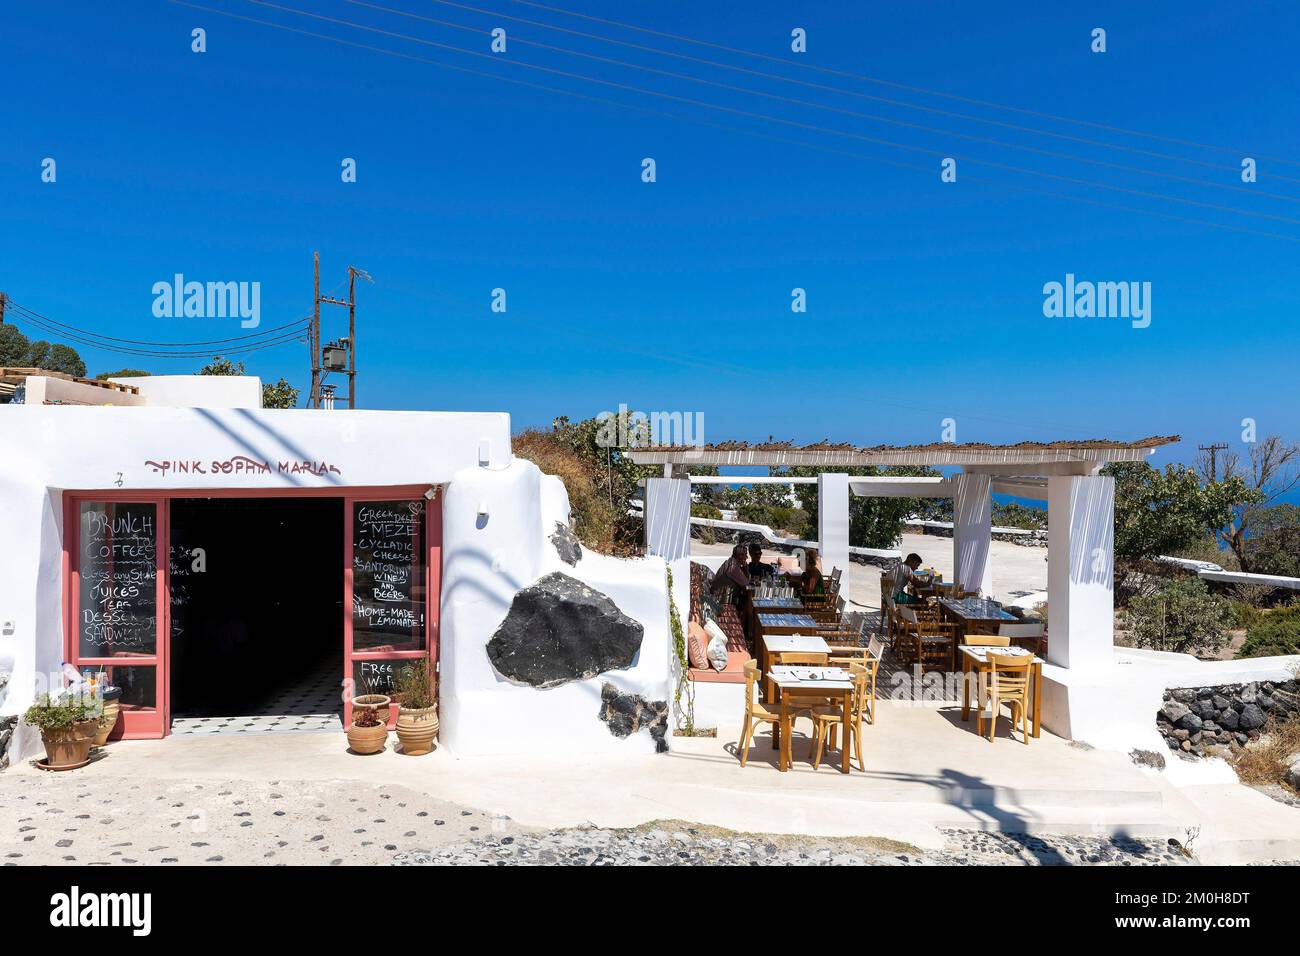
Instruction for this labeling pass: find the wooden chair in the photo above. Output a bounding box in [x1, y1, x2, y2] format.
[810, 664, 869, 771]
[738, 660, 779, 767]
[772, 650, 829, 667]
[896, 607, 958, 672]
[963, 634, 1010, 648]
[998, 622, 1046, 657]
[953, 588, 981, 600]
[978, 653, 1033, 744]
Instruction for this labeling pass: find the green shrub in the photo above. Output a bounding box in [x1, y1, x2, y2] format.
[690, 503, 722, 520]
[1126, 576, 1232, 657]
[737, 504, 806, 535]
[23, 693, 100, 730]
[1237, 605, 1300, 659]
[1228, 599, 1265, 631]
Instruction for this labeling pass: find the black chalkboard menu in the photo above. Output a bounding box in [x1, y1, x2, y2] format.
[352, 500, 425, 652]
[77, 502, 158, 657]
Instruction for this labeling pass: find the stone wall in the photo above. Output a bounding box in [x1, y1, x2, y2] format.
[1157, 679, 1299, 757]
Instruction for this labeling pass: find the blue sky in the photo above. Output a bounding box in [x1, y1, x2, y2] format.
[3, 1, 1298, 470]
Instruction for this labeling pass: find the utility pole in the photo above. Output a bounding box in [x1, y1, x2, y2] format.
[309, 254, 322, 408]
[1199, 442, 1228, 481]
[310, 253, 370, 409]
[0, 291, 7, 324]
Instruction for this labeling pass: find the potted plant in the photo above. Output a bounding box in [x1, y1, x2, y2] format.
[89, 673, 122, 747]
[346, 700, 388, 755]
[394, 661, 438, 756]
[24, 693, 101, 769]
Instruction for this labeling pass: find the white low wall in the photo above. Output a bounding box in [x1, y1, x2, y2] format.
[1041, 648, 1300, 756]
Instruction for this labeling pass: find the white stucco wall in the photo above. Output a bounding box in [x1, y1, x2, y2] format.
[439, 457, 673, 755]
[108, 374, 263, 408]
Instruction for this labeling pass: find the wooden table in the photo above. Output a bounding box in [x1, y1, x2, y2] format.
[959, 645, 1043, 738]
[760, 634, 831, 703]
[939, 597, 1018, 637]
[768, 666, 854, 773]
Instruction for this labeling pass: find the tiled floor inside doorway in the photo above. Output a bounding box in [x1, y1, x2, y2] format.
[170, 658, 343, 737]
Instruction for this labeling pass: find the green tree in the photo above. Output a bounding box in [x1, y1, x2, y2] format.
[46, 344, 86, 377]
[0, 325, 85, 375]
[1245, 523, 1300, 579]
[197, 355, 299, 409]
[1200, 437, 1300, 571]
[0, 325, 32, 366]
[260, 378, 299, 409]
[1104, 461, 1255, 562]
[198, 355, 245, 376]
[95, 368, 151, 380]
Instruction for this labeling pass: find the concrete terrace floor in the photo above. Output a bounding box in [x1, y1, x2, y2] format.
[4, 699, 1297, 864]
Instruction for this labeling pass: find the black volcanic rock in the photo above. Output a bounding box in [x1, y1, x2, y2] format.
[550, 522, 583, 566]
[487, 572, 643, 688]
[598, 683, 668, 752]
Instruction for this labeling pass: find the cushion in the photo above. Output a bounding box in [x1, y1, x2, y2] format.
[703, 619, 729, 673]
[686, 621, 710, 670]
[777, 556, 800, 572]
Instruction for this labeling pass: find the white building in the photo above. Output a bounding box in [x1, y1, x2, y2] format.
[0, 375, 673, 762]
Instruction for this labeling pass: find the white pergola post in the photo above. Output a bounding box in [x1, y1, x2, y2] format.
[644, 476, 692, 560]
[817, 472, 851, 605]
[1046, 474, 1115, 670]
[952, 473, 993, 595]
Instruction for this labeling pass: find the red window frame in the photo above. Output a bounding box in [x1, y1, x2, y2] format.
[63, 486, 440, 738]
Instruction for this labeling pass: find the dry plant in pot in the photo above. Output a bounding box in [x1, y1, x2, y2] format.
[346, 699, 389, 755]
[25, 693, 101, 769]
[394, 661, 438, 756]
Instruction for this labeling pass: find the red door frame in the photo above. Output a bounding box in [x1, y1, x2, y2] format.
[343, 492, 442, 728]
[63, 485, 440, 738]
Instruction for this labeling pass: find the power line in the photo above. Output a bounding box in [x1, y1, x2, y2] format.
[3, 297, 311, 347]
[512, 0, 1300, 169]
[164, 0, 1300, 243]
[341, 0, 1300, 204]
[420, 0, 1300, 186]
[238, 0, 1300, 229]
[5, 302, 309, 359]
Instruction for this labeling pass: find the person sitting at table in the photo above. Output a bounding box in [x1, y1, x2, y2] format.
[890, 553, 925, 605]
[746, 543, 775, 578]
[710, 544, 751, 606]
[800, 548, 825, 597]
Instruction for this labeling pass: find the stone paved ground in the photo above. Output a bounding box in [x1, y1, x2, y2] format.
[394, 823, 1193, 866]
[2, 773, 1194, 866]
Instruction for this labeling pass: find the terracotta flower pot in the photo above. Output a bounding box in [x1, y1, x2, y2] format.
[351, 697, 390, 717]
[395, 705, 439, 756]
[346, 721, 388, 755]
[93, 697, 121, 747]
[41, 720, 99, 768]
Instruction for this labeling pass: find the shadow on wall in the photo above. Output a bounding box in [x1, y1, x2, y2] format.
[1068, 477, 1114, 588]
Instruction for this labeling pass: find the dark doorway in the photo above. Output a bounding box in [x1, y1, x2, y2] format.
[169, 497, 343, 731]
